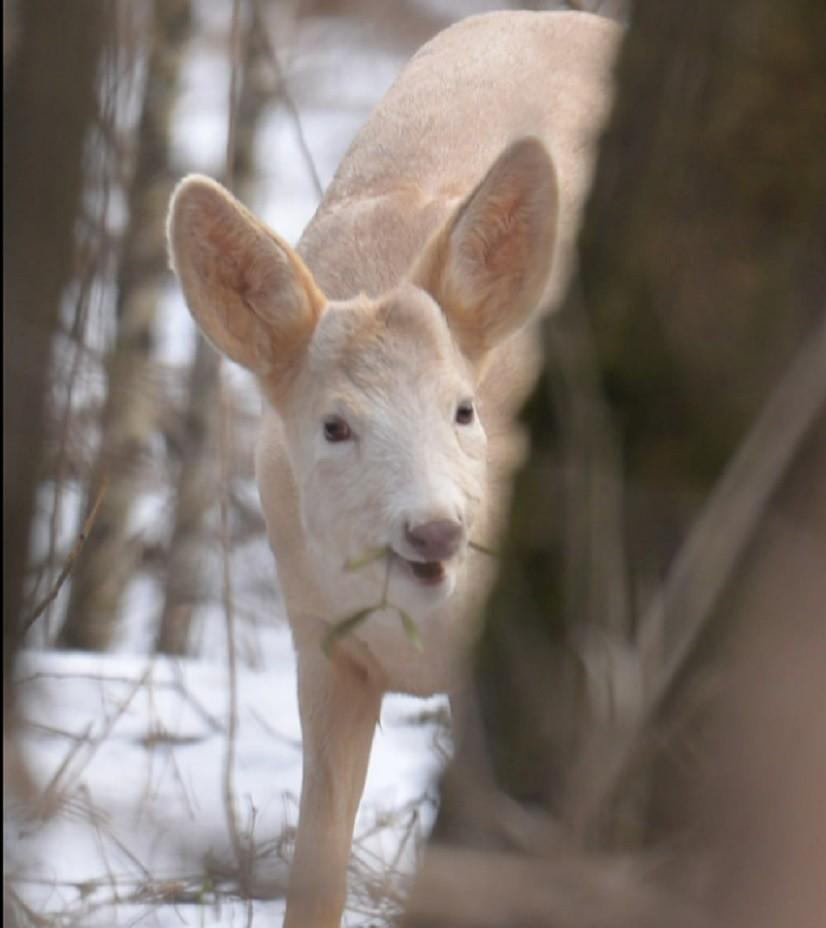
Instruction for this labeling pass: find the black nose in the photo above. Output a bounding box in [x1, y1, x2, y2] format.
[405, 519, 463, 561]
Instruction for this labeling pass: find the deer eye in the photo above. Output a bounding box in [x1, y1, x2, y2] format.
[323, 416, 352, 443]
[455, 400, 475, 425]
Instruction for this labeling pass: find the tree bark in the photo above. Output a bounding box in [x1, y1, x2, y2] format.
[404, 0, 826, 925]
[4, 0, 104, 711]
[156, 1, 271, 656]
[58, 0, 193, 651]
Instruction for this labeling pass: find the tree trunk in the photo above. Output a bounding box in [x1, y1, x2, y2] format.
[58, 0, 193, 651]
[4, 0, 104, 711]
[156, 1, 271, 656]
[404, 0, 826, 925]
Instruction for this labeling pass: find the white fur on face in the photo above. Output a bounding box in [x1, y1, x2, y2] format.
[282, 285, 487, 620]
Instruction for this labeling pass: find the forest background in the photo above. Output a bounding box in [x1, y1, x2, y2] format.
[5, 1, 825, 927]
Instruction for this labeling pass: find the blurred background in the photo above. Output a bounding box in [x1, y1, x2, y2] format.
[5, 1, 825, 927]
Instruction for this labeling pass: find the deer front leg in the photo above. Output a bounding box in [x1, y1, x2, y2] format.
[285, 648, 382, 928]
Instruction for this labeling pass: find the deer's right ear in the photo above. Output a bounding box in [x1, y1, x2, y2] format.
[167, 175, 325, 378]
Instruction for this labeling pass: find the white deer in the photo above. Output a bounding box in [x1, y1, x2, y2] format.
[167, 10, 619, 927]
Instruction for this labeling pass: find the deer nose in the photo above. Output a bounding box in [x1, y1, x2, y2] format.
[404, 519, 464, 561]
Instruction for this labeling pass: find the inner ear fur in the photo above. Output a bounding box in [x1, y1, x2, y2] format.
[411, 136, 559, 363]
[167, 175, 325, 378]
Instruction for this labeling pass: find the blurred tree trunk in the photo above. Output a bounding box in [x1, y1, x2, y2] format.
[155, 2, 271, 656]
[154, 338, 221, 655]
[58, 0, 192, 652]
[4, 1, 104, 713]
[404, 0, 826, 925]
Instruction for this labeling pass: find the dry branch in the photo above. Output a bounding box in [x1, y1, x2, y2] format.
[23, 476, 110, 639]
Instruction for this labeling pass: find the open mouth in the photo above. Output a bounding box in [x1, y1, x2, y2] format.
[391, 552, 447, 586]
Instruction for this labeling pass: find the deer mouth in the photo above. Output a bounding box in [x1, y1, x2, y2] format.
[391, 552, 447, 586]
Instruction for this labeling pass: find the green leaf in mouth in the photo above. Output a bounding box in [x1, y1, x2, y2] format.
[396, 607, 424, 652]
[468, 540, 498, 557]
[322, 606, 377, 656]
[343, 546, 389, 572]
[325, 547, 431, 657]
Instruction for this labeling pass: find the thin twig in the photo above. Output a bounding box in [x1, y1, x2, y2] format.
[23, 473, 110, 638]
[84, 782, 123, 904]
[253, 0, 324, 201]
[31, 204, 101, 638]
[39, 665, 151, 814]
[38, 720, 95, 810]
[224, 0, 243, 191]
[15, 667, 224, 733]
[220, 367, 246, 887]
[219, 0, 249, 895]
[3, 883, 52, 928]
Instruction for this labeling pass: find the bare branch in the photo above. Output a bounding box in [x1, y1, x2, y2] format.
[23, 475, 110, 638]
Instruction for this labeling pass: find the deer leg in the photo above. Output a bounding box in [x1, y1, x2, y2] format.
[285, 649, 382, 928]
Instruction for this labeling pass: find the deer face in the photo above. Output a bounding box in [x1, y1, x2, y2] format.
[280, 285, 487, 617]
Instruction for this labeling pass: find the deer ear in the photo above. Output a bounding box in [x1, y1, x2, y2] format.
[167, 175, 325, 379]
[412, 137, 558, 363]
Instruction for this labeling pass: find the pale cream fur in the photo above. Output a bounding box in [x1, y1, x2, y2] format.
[167, 11, 620, 927]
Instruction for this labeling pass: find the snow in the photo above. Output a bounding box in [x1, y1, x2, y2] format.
[9, 623, 449, 926]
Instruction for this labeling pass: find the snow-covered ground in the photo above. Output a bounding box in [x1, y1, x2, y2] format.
[8, 623, 449, 927]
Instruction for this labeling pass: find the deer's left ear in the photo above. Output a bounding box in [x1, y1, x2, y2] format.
[411, 137, 558, 364]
